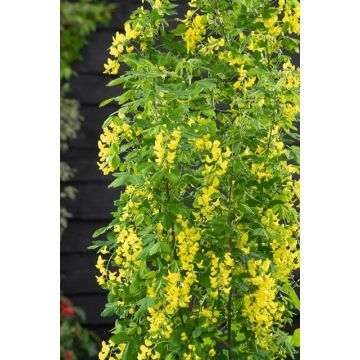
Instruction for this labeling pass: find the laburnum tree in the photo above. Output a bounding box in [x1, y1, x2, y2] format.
[91, 0, 300, 359]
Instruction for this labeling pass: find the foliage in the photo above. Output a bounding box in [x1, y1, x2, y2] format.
[60, 296, 99, 360]
[61, 84, 83, 234]
[60, 0, 114, 234]
[60, 1, 114, 359]
[60, 0, 115, 80]
[61, 84, 84, 152]
[92, 0, 300, 359]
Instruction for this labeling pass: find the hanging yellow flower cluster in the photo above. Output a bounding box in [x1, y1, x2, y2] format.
[183, 11, 207, 54]
[93, 0, 300, 358]
[97, 119, 134, 175]
[209, 252, 233, 298]
[242, 259, 284, 350]
[103, 23, 140, 75]
[154, 128, 181, 167]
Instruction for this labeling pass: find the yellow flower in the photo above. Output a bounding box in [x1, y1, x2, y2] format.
[153, 0, 162, 9]
[168, 129, 181, 150]
[209, 349, 216, 357]
[110, 44, 123, 57]
[118, 111, 125, 119]
[151, 352, 160, 359]
[242, 247, 250, 254]
[112, 32, 126, 46]
[196, 260, 204, 269]
[125, 22, 139, 40]
[242, 259, 285, 349]
[224, 252, 234, 267]
[183, 14, 206, 53]
[154, 131, 165, 166]
[96, 275, 105, 286]
[96, 255, 106, 273]
[263, 15, 278, 29]
[243, 76, 256, 92]
[103, 58, 120, 75]
[100, 246, 109, 255]
[145, 339, 153, 347]
[207, 36, 225, 51]
[99, 341, 111, 360]
[188, 0, 197, 7]
[147, 284, 156, 298]
[167, 151, 176, 164]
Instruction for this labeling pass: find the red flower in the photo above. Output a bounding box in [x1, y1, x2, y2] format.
[62, 306, 75, 317]
[61, 297, 75, 317]
[63, 349, 75, 360]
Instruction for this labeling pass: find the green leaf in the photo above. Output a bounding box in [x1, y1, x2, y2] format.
[283, 283, 300, 310]
[170, 23, 186, 36]
[116, 90, 136, 105]
[134, 297, 156, 320]
[111, 155, 120, 170]
[151, 171, 165, 185]
[164, 355, 175, 360]
[92, 226, 108, 238]
[235, 332, 246, 342]
[162, 32, 186, 53]
[122, 339, 139, 360]
[107, 77, 125, 87]
[293, 328, 300, 347]
[110, 332, 130, 344]
[109, 173, 143, 188]
[101, 302, 117, 317]
[159, 241, 171, 254]
[284, 339, 295, 359]
[135, 213, 145, 226]
[149, 242, 161, 256]
[99, 97, 115, 107]
[192, 327, 202, 339]
[189, 78, 217, 91]
[288, 328, 300, 347]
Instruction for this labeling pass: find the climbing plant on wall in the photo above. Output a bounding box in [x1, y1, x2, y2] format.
[60, 0, 114, 234]
[92, 0, 300, 359]
[60, 1, 114, 359]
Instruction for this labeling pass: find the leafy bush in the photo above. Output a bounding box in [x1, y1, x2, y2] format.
[60, 296, 99, 360]
[60, 0, 114, 80]
[60, 0, 114, 358]
[60, 0, 114, 233]
[93, 0, 300, 359]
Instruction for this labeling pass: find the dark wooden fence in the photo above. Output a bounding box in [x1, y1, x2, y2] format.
[61, 0, 141, 344]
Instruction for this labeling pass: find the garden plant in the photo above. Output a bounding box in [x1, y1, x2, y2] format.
[60, 0, 114, 233]
[92, 0, 300, 359]
[60, 1, 114, 358]
[60, 295, 99, 360]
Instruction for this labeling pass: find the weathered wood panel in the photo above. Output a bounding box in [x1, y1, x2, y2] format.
[61, 220, 109, 254]
[67, 105, 118, 149]
[62, 183, 119, 220]
[61, 254, 102, 295]
[68, 294, 116, 325]
[62, 148, 111, 181]
[61, 3, 134, 346]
